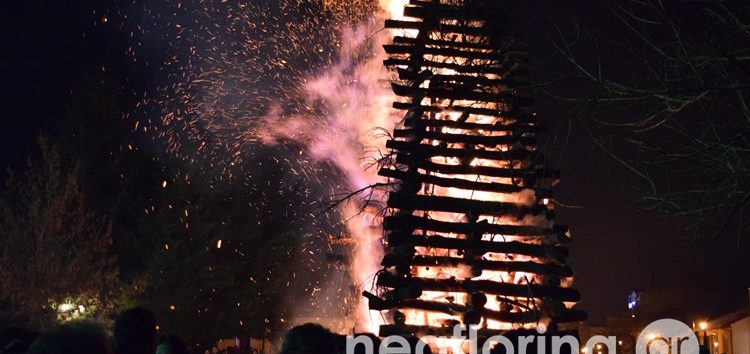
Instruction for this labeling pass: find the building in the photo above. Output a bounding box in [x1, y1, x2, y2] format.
[695, 297, 750, 354]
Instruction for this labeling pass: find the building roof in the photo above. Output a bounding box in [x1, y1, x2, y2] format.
[708, 307, 750, 329]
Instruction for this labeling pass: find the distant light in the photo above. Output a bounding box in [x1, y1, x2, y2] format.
[581, 348, 588, 353]
[58, 303, 74, 312]
[699, 321, 708, 330]
[714, 342, 719, 348]
[216, 240, 222, 249]
[162, 180, 168, 188]
[618, 341, 623, 346]
[169, 305, 176, 311]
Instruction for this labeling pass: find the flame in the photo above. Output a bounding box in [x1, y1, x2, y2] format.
[381, 0, 408, 19]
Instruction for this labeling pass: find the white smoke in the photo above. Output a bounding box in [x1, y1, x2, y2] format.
[259, 7, 400, 333]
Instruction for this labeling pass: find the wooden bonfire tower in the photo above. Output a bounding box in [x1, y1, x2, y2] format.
[363, 0, 586, 340]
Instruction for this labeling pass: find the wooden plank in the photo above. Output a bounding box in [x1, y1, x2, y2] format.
[387, 192, 548, 217]
[391, 82, 510, 101]
[391, 83, 534, 107]
[385, 19, 501, 37]
[402, 116, 544, 133]
[402, 5, 507, 21]
[393, 36, 527, 52]
[381, 214, 566, 240]
[392, 128, 537, 147]
[377, 168, 554, 198]
[393, 101, 507, 117]
[392, 102, 533, 121]
[386, 234, 568, 261]
[396, 68, 526, 88]
[384, 44, 502, 61]
[395, 156, 559, 180]
[385, 58, 517, 77]
[381, 254, 574, 276]
[370, 298, 542, 323]
[377, 273, 581, 301]
[385, 142, 531, 162]
[371, 299, 587, 324]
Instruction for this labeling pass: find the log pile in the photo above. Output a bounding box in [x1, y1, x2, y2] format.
[363, 0, 586, 338]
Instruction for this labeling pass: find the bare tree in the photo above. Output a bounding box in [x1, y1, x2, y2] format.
[544, 0, 750, 244]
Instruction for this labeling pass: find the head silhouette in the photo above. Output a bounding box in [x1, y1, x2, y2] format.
[26, 321, 112, 354]
[0, 327, 39, 354]
[281, 323, 343, 354]
[156, 334, 189, 354]
[113, 307, 157, 354]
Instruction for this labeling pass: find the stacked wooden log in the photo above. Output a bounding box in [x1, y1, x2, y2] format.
[363, 0, 586, 338]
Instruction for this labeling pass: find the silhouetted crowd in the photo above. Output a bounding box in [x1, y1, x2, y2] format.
[0, 308, 431, 354]
[2, 308, 188, 354]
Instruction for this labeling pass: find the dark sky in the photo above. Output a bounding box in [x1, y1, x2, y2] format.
[0, 1, 131, 171]
[0, 0, 747, 326]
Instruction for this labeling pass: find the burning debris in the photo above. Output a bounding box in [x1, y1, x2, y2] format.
[362, 0, 586, 339]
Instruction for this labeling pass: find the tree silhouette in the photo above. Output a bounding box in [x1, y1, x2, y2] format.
[545, 0, 750, 244]
[0, 137, 118, 329]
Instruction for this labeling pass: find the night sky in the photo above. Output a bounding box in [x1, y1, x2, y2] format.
[1, 0, 748, 326]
